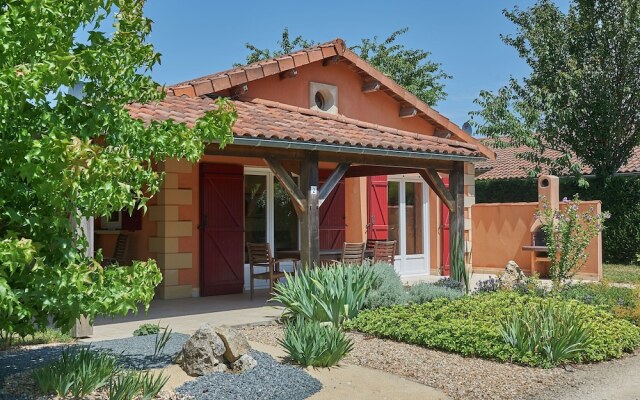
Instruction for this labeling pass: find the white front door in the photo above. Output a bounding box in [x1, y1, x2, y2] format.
[388, 175, 430, 278]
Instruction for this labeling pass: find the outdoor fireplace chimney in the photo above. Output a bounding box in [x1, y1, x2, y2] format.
[530, 174, 559, 244]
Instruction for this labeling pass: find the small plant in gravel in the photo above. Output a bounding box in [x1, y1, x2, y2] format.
[279, 318, 353, 367]
[364, 263, 408, 309]
[500, 300, 592, 367]
[433, 277, 466, 291]
[32, 347, 118, 397]
[272, 263, 377, 326]
[133, 323, 161, 336]
[109, 370, 169, 400]
[153, 325, 173, 357]
[408, 283, 464, 303]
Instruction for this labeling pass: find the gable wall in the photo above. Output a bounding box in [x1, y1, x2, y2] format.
[239, 62, 437, 135]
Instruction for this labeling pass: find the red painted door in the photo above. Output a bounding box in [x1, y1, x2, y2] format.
[367, 176, 388, 240]
[319, 171, 346, 250]
[200, 164, 244, 296]
[440, 176, 450, 275]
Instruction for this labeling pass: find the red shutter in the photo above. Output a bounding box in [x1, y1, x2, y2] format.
[200, 163, 245, 296]
[367, 176, 388, 240]
[319, 170, 346, 250]
[440, 176, 450, 275]
[121, 206, 143, 231]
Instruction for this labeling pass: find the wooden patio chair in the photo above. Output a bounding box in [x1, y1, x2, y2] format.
[372, 240, 396, 265]
[103, 233, 130, 266]
[246, 242, 299, 300]
[339, 242, 366, 265]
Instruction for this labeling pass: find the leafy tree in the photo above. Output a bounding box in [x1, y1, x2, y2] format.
[0, 0, 235, 343]
[472, 0, 640, 180]
[242, 27, 451, 106]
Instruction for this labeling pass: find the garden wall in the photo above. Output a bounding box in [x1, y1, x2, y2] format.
[471, 201, 602, 280]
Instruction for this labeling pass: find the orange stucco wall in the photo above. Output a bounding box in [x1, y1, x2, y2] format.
[241, 62, 437, 135]
[472, 201, 602, 280]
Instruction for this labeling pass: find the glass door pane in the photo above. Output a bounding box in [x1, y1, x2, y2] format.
[244, 175, 267, 262]
[405, 182, 424, 255]
[388, 181, 401, 255]
[273, 177, 298, 253]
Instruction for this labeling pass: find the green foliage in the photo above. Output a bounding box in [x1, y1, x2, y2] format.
[278, 318, 353, 368]
[558, 282, 640, 326]
[32, 347, 118, 397]
[109, 370, 168, 400]
[153, 325, 172, 357]
[476, 176, 640, 264]
[242, 27, 450, 106]
[499, 300, 592, 367]
[472, 0, 640, 179]
[539, 196, 609, 283]
[604, 264, 640, 284]
[133, 323, 161, 336]
[450, 232, 471, 292]
[347, 292, 640, 367]
[408, 283, 464, 303]
[364, 263, 408, 310]
[0, 328, 73, 350]
[0, 1, 236, 338]
[272, 264, 377, 327]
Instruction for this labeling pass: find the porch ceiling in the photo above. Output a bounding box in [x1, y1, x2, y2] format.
[128, 94, 486, 166]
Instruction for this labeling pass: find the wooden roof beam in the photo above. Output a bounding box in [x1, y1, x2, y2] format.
[322, 55, 341, 66]
[279, 68, 298, 80]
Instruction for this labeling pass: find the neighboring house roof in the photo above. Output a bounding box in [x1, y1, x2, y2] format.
[167, 38, 495, 160]
[127, 95, 483, 160]
[476, 139, 640, 179]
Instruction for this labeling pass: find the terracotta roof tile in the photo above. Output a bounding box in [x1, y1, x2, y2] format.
[127, 94, 484, 159]
[164, 38, 494, 160]
[476, 139, 640, 179]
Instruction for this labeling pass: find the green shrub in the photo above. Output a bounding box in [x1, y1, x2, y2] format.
[0, 328, 73, 350]
[433, 277, 465, 291]
[364, 263, 408, 309]
[109, 370, 168, 400]
[272, 263, 377, 326]
[347, 292, 640, 367]
[32, 347, 118, 397]
[408, 283, 464, 303]
[499, 301, 592, 367]
[559, 282, 637, 309]
[133, 323, 161, 336]
[278, 318, 353, 367]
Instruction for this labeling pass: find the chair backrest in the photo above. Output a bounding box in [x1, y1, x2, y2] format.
[341, 242, 366, 265]
[366, 239, 378, 250]
[112, 234, 130, 265]
[247, 242, 272, 265]
[373, 240, 396, 265]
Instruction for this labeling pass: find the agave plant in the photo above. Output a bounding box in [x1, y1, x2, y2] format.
[272, 263, 378, 326]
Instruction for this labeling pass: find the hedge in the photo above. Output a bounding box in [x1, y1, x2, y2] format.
[476, 176, 640, 264]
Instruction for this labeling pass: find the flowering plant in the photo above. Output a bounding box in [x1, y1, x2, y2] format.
[537, 195, 610, 284]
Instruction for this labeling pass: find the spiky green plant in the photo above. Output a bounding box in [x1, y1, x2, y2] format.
[449, 231, 470, 293]
[153, 325, 172, 357]
[272, 263, 378, 326]
[278, 318, 354, 367]
[499, 300, 593, 366]
[32, 347, 118, 397]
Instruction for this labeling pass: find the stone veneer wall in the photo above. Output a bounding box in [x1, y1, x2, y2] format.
[149, 159, 195, 299]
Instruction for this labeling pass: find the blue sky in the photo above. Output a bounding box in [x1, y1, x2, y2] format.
[143, 1, 568, 127]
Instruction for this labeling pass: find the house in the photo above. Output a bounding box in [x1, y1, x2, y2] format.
[95, 39, 494, 299]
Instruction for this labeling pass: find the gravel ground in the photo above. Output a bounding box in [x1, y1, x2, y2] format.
[176, 350, 322, 400]
[238, 323, 578, 400]
[91, 332, 189, 369]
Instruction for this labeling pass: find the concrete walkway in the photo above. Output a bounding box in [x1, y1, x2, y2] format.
[85, 289, 282, 341]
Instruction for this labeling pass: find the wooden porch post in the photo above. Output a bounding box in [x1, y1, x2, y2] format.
[300, 151, 320, 267]
[449, 161, 465, 277]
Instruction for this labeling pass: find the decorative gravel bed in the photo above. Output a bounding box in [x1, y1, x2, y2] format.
[238, 323, 580, 400]
[91, 332, 190, 369]
[176, 350, 322, 400]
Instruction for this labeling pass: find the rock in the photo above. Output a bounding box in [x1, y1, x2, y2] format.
[230, 354, 257, 373]
[176, 323, 226, 376]
[214, 325, 252, 363]
[499, 260, 526, 289]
